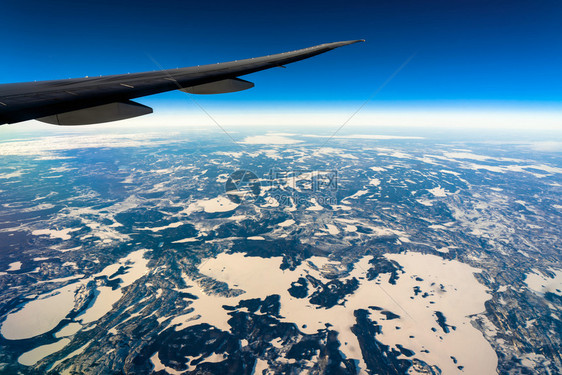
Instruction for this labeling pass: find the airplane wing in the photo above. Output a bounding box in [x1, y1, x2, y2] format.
[0, 40, 363, 126]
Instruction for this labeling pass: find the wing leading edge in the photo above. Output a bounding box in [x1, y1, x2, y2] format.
[0, 40, 364, 126]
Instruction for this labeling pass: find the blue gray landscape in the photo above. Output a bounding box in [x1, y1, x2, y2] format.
[0, 128, 560, 374]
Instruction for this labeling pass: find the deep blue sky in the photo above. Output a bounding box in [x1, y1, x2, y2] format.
[2, 0, 562, 111]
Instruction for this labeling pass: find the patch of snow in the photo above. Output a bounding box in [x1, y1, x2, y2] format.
[428, 187, 447, 197]
[278, 219, 295, 227]
[7, 261, 22, 271]
[18, 339, 71, 366]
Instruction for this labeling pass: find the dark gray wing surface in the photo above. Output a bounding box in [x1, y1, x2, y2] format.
[0, 40, 363, 125]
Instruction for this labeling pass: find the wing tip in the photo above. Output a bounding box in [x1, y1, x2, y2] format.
[322, 39, 365, 50]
